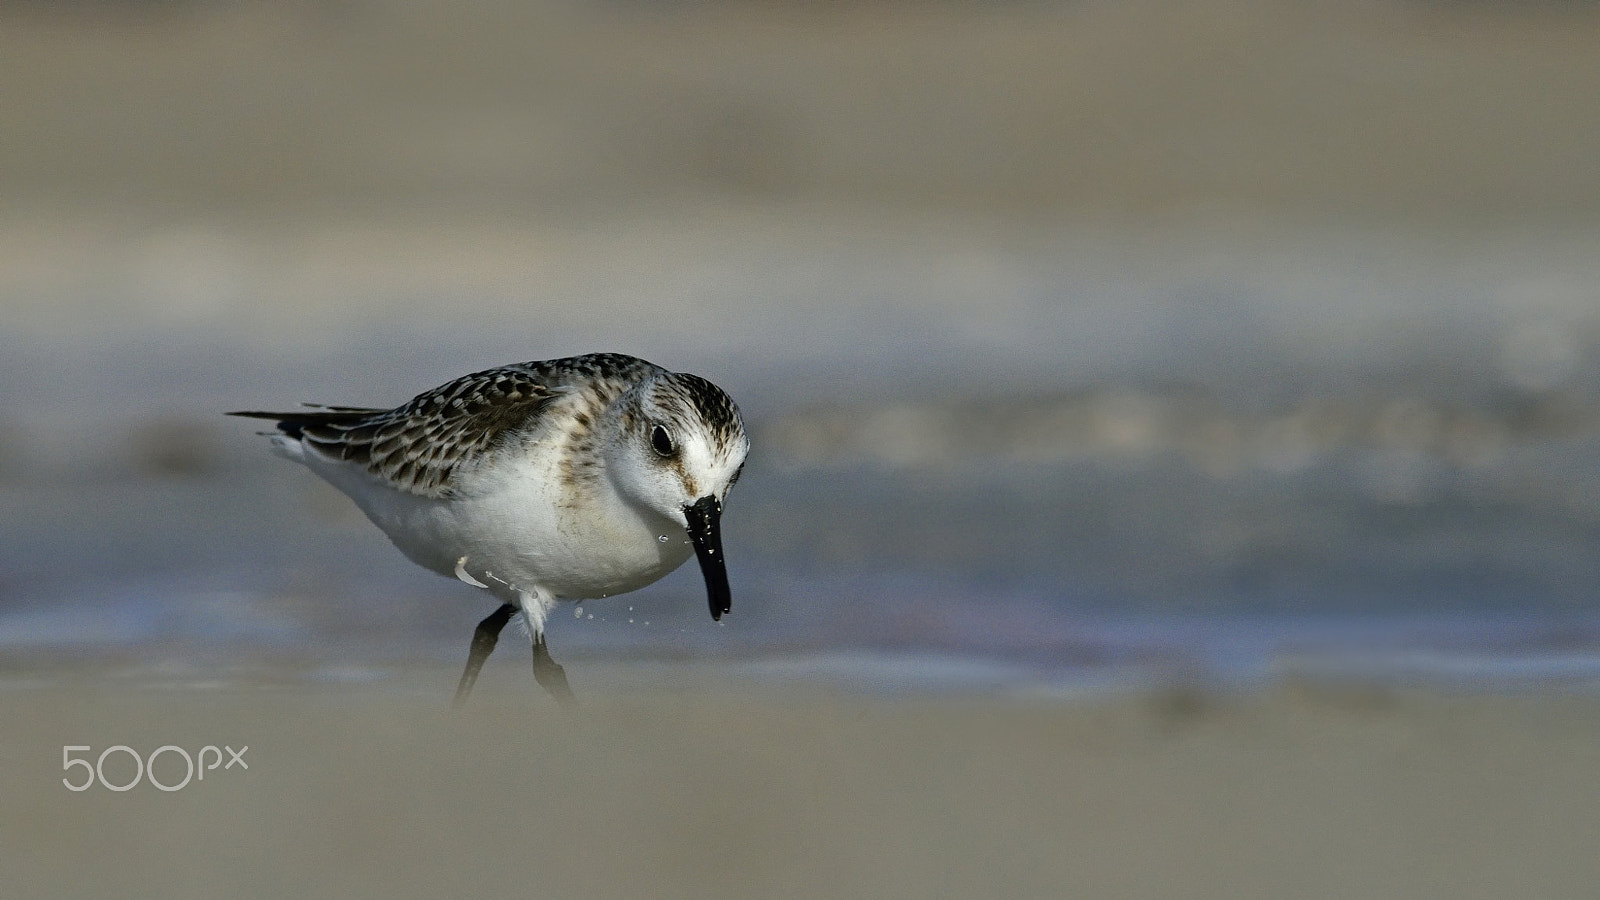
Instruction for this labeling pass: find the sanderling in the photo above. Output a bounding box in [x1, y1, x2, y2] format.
[231, 353, 749, 705]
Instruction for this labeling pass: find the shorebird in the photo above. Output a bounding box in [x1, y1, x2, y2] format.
[231, 353, 749, 705]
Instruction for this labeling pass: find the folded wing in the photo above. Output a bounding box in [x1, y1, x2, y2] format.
[230, 367, 554, 498]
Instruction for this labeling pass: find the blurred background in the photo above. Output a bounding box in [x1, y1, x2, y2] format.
[4, 0, 1600, 694]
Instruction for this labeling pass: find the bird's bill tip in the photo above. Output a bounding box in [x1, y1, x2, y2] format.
[684, 495, 731, 621]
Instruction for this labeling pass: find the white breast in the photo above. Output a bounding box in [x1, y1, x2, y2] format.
[303, 435, 693, 601]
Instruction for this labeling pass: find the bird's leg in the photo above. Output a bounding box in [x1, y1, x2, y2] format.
[532, 631, 575, 707]
[452, 602, 516, 708]
[514, 588, 575, 706]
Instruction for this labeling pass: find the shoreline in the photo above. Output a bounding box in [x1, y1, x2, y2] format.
[5, 678, 1600, 898]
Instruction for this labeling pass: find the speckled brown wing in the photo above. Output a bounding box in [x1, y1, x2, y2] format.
[231, 367, 555, 498]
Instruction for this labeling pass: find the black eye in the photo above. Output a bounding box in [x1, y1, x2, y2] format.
[650, 424, 676, 457]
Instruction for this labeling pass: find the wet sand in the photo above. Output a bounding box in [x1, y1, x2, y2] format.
[5, 675, 1599, 899]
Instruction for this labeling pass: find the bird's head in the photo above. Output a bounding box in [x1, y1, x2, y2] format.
[606, 370, 749, 619]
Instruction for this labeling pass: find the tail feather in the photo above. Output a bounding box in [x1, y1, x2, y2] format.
[227, 406, 385, 440]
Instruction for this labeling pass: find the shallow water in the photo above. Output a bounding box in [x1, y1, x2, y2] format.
[4, 221, 1600, 696]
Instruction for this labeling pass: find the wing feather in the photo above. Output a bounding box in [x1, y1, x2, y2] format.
[230, 367, 555, 498]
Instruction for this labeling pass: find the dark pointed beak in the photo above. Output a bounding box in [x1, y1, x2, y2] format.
[684, 495, 731, 621]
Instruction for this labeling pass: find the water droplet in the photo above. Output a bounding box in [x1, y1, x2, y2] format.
[628, 618, 634, 624]
[573, 606, 583, 618]
[586, 613, 593, 620]
[658, 535, 669, 543]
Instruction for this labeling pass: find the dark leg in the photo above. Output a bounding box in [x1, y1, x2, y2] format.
[532, 631, 575, 707]
[452, 603, 515, 708]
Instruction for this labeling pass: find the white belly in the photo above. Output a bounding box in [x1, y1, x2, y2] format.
[307, 452, 693, 601]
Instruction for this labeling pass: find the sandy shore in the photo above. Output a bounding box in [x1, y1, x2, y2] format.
[4, 674, 1599, 899]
